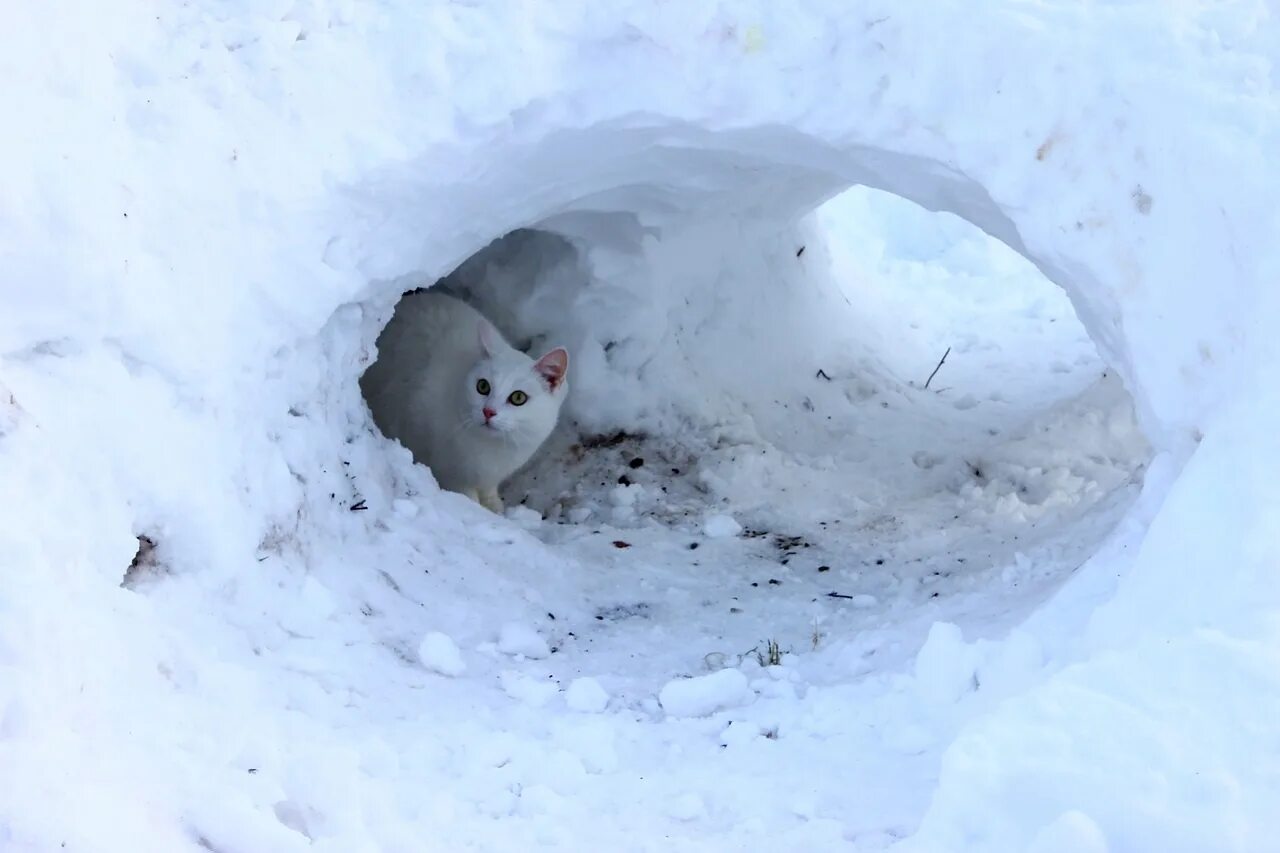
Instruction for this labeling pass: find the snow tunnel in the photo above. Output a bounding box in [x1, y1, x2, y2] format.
[10, 5, 1277, 850]
[353, 128, 1152, 677]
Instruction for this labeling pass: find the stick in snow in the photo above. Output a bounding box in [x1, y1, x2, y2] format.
[924, 346, 951, 390]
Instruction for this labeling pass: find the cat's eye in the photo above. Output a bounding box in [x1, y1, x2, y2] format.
[507, 390, 528, 406]
[475, 378, 491, 395]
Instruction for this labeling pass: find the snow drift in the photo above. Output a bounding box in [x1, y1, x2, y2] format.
[2, 1, 1279, 850]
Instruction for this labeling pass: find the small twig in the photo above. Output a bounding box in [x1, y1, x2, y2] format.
[349, 499, 368, 512]
[826, 591, 855, 600]
[815, 368, 832, 381]
[923, 347, 951, 390]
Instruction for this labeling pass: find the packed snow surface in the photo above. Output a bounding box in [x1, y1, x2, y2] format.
[3, 1, 1280, 851]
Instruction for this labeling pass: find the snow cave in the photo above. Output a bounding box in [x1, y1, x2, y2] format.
[6, 5, 1278, 851]
[359, 184, 1150, 647]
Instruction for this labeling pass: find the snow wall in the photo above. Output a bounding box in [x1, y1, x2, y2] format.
[2, 2, 1279, 850]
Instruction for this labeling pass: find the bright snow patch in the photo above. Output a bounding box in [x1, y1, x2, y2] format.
[658, 669, 753, 718]
[702, 514, 743, 539]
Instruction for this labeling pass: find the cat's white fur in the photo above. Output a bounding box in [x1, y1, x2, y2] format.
[361, 290, 569, 513]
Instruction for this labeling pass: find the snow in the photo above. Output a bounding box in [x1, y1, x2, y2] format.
[658, 669, 754, 718]
[498, 623, 552, 660]
[701, 514, 743, 539]
[1025, 812, 1110, 853]
[2, 1, 1279, 850]
[417, 632, 466, 677]
[913, 623, 980, 705]
[564, 677, 610, 714]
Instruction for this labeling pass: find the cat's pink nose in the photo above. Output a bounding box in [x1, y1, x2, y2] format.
[482, 406, 496, 421]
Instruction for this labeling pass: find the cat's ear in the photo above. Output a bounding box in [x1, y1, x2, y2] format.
[534, 348, 569, 391]
[477, 321, 497, 356]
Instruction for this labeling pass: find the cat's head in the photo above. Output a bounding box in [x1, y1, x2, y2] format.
[463, 323, 568, 437]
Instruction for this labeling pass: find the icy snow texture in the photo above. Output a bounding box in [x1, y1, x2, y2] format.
[1, 1, 1279, 851]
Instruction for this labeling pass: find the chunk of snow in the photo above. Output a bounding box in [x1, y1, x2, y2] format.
[701, 514, 743, 538]
[609, 484, 641, 507]
[914, 622, 979, 704]
[417, 632, 466, 677]
[498, 671, 558, 708]
[505, 505, 543, 528]
[498, 623, 550, 659]
[659, 669, 752, 718]
[565, 677, 609, 713]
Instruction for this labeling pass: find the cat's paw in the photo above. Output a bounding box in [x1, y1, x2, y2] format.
[480, 488, 505, 514]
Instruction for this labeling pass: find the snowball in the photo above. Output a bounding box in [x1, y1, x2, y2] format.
[505, 505, 543, 528]
[659, 669, 752, 718]
[417, 632, 466, 677]
[914, 621, 979, 704]
[609, 484, 642, 507]
[498, 622, 551, 659]
[565, 677, 610, 713]
[701, 514, 743, 539]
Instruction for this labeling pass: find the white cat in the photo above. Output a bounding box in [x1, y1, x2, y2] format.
[361, 290, 569, 513]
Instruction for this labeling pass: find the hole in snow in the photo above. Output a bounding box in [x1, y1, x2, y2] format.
[357, 176, 1151, 680]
